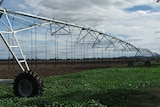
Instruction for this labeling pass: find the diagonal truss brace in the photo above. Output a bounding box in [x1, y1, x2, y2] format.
[0, 8, 156, 71]
[0, 9, 30, 72]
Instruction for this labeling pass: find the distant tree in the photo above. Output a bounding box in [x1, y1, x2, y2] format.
[157, 0, 160, 3]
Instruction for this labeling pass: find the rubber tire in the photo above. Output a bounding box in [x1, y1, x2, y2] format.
[145, 60, 151, 66]
[128, 61, 133, 67]
[13, 71, 44, 97]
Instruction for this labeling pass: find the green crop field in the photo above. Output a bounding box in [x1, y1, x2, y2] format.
[1, 66, 160, 107]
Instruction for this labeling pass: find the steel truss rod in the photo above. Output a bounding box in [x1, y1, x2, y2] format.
[0, 33, 30, 71]
[0, 8, 155, 60]
[0, 8, 143, 53]
[51, 24, 70, 36]
[0, 9, 85, 29]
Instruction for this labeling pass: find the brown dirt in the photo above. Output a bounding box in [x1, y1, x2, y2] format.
[0, 60, 128, 79]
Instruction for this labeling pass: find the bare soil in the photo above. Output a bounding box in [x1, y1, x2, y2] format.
[0, 60, 128, 79]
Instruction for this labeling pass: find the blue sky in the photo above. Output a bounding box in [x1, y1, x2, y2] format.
[2, 0, 23, 9]
[1, 0, 160, 54]
[125, 5, 155, 12]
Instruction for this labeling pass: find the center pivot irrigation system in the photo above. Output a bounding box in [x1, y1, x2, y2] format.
[0, 2, 158, 97]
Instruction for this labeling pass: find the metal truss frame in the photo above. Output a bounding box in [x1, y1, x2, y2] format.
[0, 8, 156, 71]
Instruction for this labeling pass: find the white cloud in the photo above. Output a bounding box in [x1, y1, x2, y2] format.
[2, 0, 160, 54]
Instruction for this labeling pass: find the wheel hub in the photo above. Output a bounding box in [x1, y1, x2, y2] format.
[18, 79, 33, 97]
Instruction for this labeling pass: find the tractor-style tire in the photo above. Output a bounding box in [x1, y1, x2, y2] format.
[13, 71, 44, 97]
[145, 60, 151, 66]
[128, 61, 133, 67]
